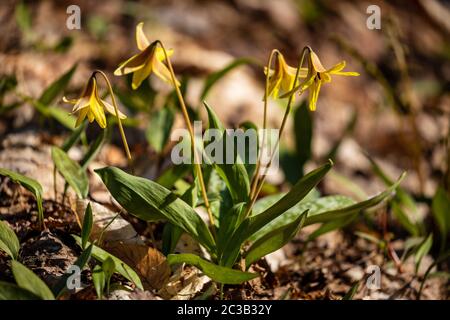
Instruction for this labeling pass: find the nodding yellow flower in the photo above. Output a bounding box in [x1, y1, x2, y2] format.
[114, 22, 179, 90]
[265, 52, 304, 99]
[63, 76, 126, 129]
[293, 50, 359, 111]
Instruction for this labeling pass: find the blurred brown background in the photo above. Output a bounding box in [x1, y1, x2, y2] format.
[0, 0, 449, 199]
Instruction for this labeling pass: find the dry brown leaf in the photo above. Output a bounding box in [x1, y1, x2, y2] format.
[105, 242, 171, 290]
[158, 265, 212, 300]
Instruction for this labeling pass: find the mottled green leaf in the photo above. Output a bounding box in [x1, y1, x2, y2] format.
[245, 210, 308, 268]
[51, 146, 89, 198]
[0, 168, 44, 227]
[95, 167, 216, 254]
[0, 221, 20, 260]
[11, 261, 54, 300]
[167, 253, 258, 285]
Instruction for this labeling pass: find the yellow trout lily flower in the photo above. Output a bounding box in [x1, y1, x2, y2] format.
[114, 22, 179, 90]
[285, 50, 359, 111]
[63, 75, 126, 129]
[265, 52, 305, 99]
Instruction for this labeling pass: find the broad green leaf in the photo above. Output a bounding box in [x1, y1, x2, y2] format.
[102, 257, 115, 294]
[432, 187, 450, 250]
[162, 182, 198, 255]
[167, 253, 258, 285]
[54, 243, 93, 298]
[0, 168, 44, 226]
[146, 107, 175, 153]
[51, 146, 89, 198]
[204, 102, 250, 203]
[252, 188, 319, 215]
[221, 161, 332, 266]
[200, 58, 256, 100]
[73, 235, 143, 290]
[415, 234, 433, 273]
[11, 261, 54, 300]
[95, 166, 216, 254]
[38, 64, 78, 106]
[156, 164, 190, 189]
[251, 174, 404, 244]
[307, 213, 358, 241]
[248, 161, 332, 235]
[305, 173, 405, 226]
[245, 210, 308, 268]
[0, 281, 40, 300]
[0, 221, 20, 260]
[92, 264, 105, 299]
[217, 203, 246, 256]
[81, 203, 93, 250]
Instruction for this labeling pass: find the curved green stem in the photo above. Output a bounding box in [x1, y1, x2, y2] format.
[93, 70, 132, 161]
[245, 46, 311, 218]
[155, 41, 216, 237]
[249, 49, 280, 200]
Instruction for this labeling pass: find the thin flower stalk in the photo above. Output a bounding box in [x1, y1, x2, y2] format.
[245, 47, 311, 218]
[93, 70, 132, 160]
[249, 49, 279, 200]
[155, 41, 216, 236]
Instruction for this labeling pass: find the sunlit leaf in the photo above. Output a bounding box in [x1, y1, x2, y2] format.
[221, 161, 332, 266]
[0, 282, 40, 300]
[245, 210, 308, 268]
[204, 102, 250, 203]
[11, 261, 54, 300]
[0, 220, 20, 260]
[0, 168, 44, 227]
[167, 253, 258, 285]
[92, 264, 105, 299]
[95, 166, 216, 255]
[51, 146, 89, 198]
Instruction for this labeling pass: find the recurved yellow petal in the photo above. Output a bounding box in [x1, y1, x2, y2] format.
[136, 22, 150, 51]
[102, 100, 127, 119]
